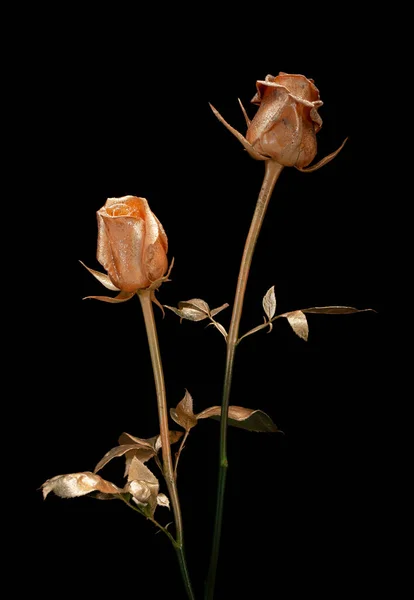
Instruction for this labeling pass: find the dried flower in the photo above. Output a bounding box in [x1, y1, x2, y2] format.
[98, 195, 168, 291]
[246, 73, 322, 167]
[210, 72, 346, 171]
[82, 195, 169, 302]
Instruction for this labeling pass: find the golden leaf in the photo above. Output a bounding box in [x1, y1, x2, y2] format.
[156, 493, 170, 509]
[170, 390, 198, 431]
[118, 431, 183, 477]
[284, 310, 309, 341]
[94, 442, 156, 474]
[41, 472, 123, 499]
[126, 456, 159, 515]
[301, 306, 375, 315]
[196, 406, 279, 432]
[263, 286, 276, 320]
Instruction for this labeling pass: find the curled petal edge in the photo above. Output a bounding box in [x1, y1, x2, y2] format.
[253, 79, 323, 111]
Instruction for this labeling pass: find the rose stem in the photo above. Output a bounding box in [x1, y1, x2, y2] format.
[138, 289, 195, 600]
[205, 160, 283, 600]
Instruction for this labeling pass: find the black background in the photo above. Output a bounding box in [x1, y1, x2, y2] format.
[21, 10, 390, 600]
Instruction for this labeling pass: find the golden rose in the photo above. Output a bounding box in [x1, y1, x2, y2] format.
[210, 72, 346, 172]
[97, 195, 168, 292]
[245, 73, 322, 167]
[81, 196, 169, 303]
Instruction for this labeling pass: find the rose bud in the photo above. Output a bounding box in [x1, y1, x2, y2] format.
[97, 195, 168, 292]
[81, 196, 169, 303]
[245, 73, 322, 168]
[210, 72, 346, 171]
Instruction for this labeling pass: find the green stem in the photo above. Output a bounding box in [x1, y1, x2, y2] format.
[138, 290, 195, 600]
[205, 160, 283, 599]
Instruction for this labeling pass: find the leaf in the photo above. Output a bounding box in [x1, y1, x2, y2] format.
[41, 472, 123, 499]
[83, 291, 135, 303]
[301, 306, 375, 315]
[118, 431, 183, 477]
[210, 321, 228, 340]
[263, 286, 276, 320]
[126, 456, 160, 515]
[163, 305, 184, 318]
[94, 442, 156, 474]
[284, 310, 309, 341]
[41, 462, 167, 517]
[165, 299, 229, 323]
[118, 432, 153, 446]
[153, 431, 184, 452]
[170, 390, 198, 431]
[164, 304, 209, 322]
[196, 406, 279, 432]
[127, 455, 158, 484]
[207, 320, 228, 339]
[156, 494, 170, 509]
[210, 303, 229, 318]
[127, 480, 152, 504]
[179, 299, 210, 314]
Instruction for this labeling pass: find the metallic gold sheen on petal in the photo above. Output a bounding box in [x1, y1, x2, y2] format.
[92, 195, 168, 294]
[211, 72, 346, 170]
[246, 74, 322, 167]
